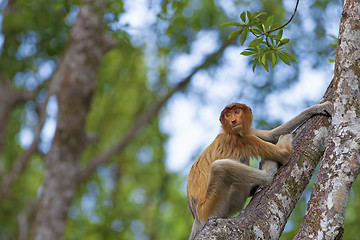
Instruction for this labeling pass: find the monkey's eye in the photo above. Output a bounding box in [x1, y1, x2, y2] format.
[225, 113, 231, 117]
[235, 109, 240, 114]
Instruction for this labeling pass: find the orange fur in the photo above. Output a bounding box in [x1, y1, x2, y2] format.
[187, 101, 332, 239]
[186, 103, 292, 239]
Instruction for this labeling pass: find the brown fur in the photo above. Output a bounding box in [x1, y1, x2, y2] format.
[186, 101, 332, 239]
[186, 103, 292, 239]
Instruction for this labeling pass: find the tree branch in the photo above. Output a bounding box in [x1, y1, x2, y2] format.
[267, 0, 299, 34]
[294, 1, 360, 238]
[77, 38, 235, 183]
[0, 94, 48, 201]
[0, 81, 37, 156]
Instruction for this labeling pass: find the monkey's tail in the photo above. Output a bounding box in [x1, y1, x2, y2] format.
[188, 197, 203, 240]
[189, 219, 203, 240]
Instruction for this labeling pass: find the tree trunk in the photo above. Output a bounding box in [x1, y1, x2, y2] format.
[294, 0, 360, 238]
[30, 2, 114, 239]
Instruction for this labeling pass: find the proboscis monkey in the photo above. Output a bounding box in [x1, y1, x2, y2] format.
[187, 102, 332, 239]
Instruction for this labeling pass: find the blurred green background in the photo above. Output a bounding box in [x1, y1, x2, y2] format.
[0, 0, 358, 239]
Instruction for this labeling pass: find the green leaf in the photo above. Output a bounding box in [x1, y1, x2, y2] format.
[271, 21, 283, 30]
[278, 52, 291, 66]
[247, 11, 252, 21]
[271, 52, 277, 67]
[279, 38, 290, 46]
[262, 24, 266, 33]
[283, 52, 297, 62]
[253, 12, 266, 19]
[263, 59, 269, 72]
[240, 29, 248, 45]
[228, 29, 243, 39]
[268, 36, 275, 46]
[241, 51, 256, 56]
[249, 38, 263, 47]
[275, 29, 283, 41]
[251, 28, 262, 35]
[252, 59, 257, 72]
[221, 22, 243, 27]
[261, 53, 267, 66]
[328, 58, 335, 63]
[266, 15, 274, 29]
[240, 11, 246, 23]
[253, 23, 263, 33]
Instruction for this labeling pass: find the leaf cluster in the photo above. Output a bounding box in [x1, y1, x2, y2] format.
[223, 11, 297, 72]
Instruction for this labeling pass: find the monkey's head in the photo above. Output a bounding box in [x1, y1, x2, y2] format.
[220, 103, 253, 136]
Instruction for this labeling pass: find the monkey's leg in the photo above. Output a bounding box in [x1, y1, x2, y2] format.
[198, 159, 274, 222]
[251, 101, 332, 143]
[209, 159, 274, 186]
[228, 183, 252, 214]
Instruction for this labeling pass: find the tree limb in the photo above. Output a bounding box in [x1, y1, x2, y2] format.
[0, 81, 37, 156]
[0, 94, 48, 201]
[294, 1, 360, 238]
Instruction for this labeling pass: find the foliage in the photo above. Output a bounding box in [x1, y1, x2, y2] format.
[223, 10, 297, 72]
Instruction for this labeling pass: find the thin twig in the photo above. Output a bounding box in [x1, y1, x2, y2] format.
[265, 37, 273, 49]
[264, 0, 299, 48]
[268, 0, 299, 34]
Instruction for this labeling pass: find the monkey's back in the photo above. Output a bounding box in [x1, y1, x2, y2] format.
[187, 133, 249, 205]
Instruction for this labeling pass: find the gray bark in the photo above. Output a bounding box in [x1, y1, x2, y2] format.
[294, 0, 360, 239]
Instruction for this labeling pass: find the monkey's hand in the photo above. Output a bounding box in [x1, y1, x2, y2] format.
[278, 134, 293, 146]
[311, 101, 333, 117]
[277, 134, 293, 165]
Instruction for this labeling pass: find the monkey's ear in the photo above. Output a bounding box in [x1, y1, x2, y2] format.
[219, 108, 227, 123]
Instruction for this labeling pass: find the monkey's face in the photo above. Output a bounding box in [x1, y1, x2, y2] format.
[223, 108, 244, 133]
[220, 103, 253, 136]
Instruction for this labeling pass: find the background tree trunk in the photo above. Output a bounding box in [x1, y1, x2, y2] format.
[30, 2, 115, 239]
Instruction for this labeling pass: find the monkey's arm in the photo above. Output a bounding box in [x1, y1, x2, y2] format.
[251, 101, 332, 143]
[253, 134, 293, 165]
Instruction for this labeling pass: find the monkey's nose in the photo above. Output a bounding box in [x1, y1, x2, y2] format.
[231, 120, 237, 125]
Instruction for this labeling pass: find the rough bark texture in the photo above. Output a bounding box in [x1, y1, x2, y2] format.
[30, 2, 114, 239]
[196, 82, 333, 239]
[294, 1, 360, 239]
